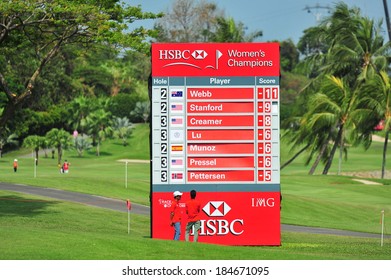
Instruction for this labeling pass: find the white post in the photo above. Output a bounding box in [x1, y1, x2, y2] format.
[381, 210, 385, 247]
[125, 161, 128, 188]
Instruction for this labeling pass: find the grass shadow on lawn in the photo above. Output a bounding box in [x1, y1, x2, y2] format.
[0, 195, 59, 217]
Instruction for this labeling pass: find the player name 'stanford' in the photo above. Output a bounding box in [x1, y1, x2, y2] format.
[189, 104, 223, 111]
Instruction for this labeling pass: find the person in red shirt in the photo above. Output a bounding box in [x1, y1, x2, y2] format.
[170, 191, 183, 240]
[13, 159, 18, 172]
[185, 189, 202, 242]
[62, 160, 70, 174]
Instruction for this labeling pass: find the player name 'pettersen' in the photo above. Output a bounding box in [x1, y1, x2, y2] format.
[189, 173, 226, 180]
[189, 104, 223, 112]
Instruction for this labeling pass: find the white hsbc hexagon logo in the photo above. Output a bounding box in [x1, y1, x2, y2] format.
[202, 201, 231, 217]
[192, 50, 208, 59]
[198, 201, 244, 236]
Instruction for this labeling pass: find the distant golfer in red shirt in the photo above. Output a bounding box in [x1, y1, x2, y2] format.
[185, 189, 202, 242]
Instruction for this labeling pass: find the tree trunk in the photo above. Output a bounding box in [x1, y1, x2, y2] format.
[308, 132, 333, 175]
[338, 129, 344, 175]
[381, 130, 389, 179]
[309, 140, 328, 175]
[35, 148, 39, 165]
[58, 146, 62, 165]
[323, 124, 344, 175]
[281, 144, 310, 170]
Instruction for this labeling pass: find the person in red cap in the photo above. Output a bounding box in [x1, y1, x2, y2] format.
[185, 189, 202, 242]
[170, 190, 183, 240]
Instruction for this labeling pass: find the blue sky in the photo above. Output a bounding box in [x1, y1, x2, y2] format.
[128, 0, 387, 43]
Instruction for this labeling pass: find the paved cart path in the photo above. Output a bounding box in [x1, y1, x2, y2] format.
[0, 182, 389, 239]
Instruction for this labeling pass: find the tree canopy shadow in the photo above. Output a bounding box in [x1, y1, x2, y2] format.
[0, 195, 59, 217]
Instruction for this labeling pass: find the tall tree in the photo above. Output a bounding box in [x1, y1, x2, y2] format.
[23, 135, 46, 165]
[0, 0, 161, 130]
[210, 17, 262, 42]
[154, 0, 221, 42]
[290, 3, 390, 174]
[46, 128, 71, 165]
[82, 108, 112, 156]
[359, 71, 391, 178]
[154, 0, 262, 43]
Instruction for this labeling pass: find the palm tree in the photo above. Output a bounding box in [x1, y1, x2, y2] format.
[23, 135, 46, 165]
[73, 134, 92, 157]
[0, 130, 18, 158]
[46, 128, 71, 165]
[67, 96, 89, 132]
[211, 17, 262, 42]
[82, 108, 112, 156]
[130, 101, 150, 123]
[359, 71, 391, 178]
[111, 117, 133, 146]
[294, 3, 390, 174]
[306, 75, 359, 175]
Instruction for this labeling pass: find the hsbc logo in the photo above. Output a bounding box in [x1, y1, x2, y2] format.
[158, 49, 222, 70]
[158, 49, 208, 60]
[192, 50, 208, 59]
[203, 201, 231, 217]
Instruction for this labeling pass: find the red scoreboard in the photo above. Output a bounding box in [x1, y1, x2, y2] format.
[150, 43, 280, 245]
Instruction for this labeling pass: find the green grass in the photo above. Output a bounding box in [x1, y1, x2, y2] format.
[0, 190, 389, 260]
[1, 123, 391, 259]
[0, 123, 151, 205]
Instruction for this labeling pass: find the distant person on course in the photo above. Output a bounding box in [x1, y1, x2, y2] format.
[185, 189, 202, 242]
[13, 159, 18, 172]
[62, 160, 70, 174]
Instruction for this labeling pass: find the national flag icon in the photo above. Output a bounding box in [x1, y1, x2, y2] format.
[170, 130, 184, 142]
[171, 104, 183, 111]
[171, 117, 183, 125]
[171, 158, 183, 166]
[171, 90, 183, 98]
[171, 158, 184, 169]
[171, 172, 183, 180]
[171, 145, 183, 152]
